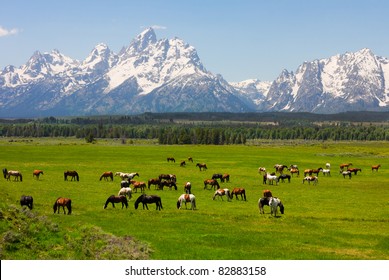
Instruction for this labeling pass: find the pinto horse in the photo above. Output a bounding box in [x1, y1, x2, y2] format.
[289, 168, 300, 177]
[184, 182, 192, 194]
[118, 187, 132, 199]
[263, 173, 278, 185]
[33, 170, 44, 180]
[134, 194, 163, 210]
[104, 195, 128, 209]
[64, 170, 79, 181]
[230, 188, 246, 201]
[341, 170, 352, 179]
[177, 194, 196, 210]
[204, 179, 220, 190]
[212, 188, 231, 201]
[20, 195, 33, 210]
[7, 170, 23, 181]
[372, 164, 381, 172]
[100, 171, 113, 181]
[303, 176, 318, 185]
[274, 164, 287, 174]
[159, 174, 176, 183]
[196, 163, 207, 171]
[53, 197, 72, 214]
[258, 196, 284, 215]
[269, 197, 284, 217]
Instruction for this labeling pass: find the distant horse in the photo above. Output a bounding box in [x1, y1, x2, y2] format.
[118, 187, 132, 199]
[222, 174, 230, 182]
[204, 179, 220, 190]
[115, 172, 139, 180]
[53, 197, 72, 214]
[184, 182, 192, 194]
[177, 194, 196, 210]
[269, 197, 284, 217]
[7, 170, 23, 181]
[188, 157, 193, 163]
[340, 163, 352, 170]
[326, 163, 331, 169]
[230, 188, 246, 201]
[158, 180, 177, 190]
[196, 163, 207, 171]
[264, 173, 278, 185]
[258, 167, 266, 174]
[134, 194, 163, 210]
[104, 195, 128, 209]
[159, 174, 176, 183]
[64, 170, 79, 181]
[20, 195, 33, 210]
[279, 174, 291, 183]
[167, 157, 175, 163]
[2, 168, 7, 179]
[180, 160, 186, 167]
[303, 169, 313, 176]
[303, 176, 318, 185]
[148, 178, 161, 190]
[322, 169, 331, 176]
[121, 180, 130, 188]
[347, 168, 361, 175]
[100, 171, 113, 181]
[311, 168, 323, 176]
[212, 188, 231, 201]
[258, 197, 284, 215]
[341, 170, 352, 179]
[274, 164, 287, 174]
[372, 164, 381, 172]
[289, 168, 300, 177]
[132, 181, 146, 193]
[33, 170, 44, 180]
[212, 173, 223, 181]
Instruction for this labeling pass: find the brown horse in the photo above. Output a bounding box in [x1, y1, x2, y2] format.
[372, 164, 381, 172]
[222, 174, 230, 182]
[188, 157, 193, 163]
[33, 169, 44, 179]
[289, 168, 299, 177]
[340, 163, 352, 170]
[158, 180, 177, 190]
[64, 170, 79, 181]
[347, 168, 362, 175]
[7, 170, 23, 181]
[230, 188, 246, 201]
[180, 160, 186, 167]
[99, 171, 113, 181]
[263, 189, 273, 198]
[196, 163, 207, 171]
[204, 179, 220, 190]
[104, 195, 128, 209]
[132, 181, 146, 193]
[53, 197, 72, 214]
[148, 178, 161, 189]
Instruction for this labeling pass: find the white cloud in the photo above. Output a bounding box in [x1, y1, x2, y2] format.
[0, 26, 20, 37]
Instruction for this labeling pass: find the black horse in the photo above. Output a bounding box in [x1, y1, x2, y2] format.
[104, 195, 128, 209]
[3, 168, 8, 179]
[64, 170, 79, 181]
[279, 174, 291, 183]
[20, 195, 33, 210]
[212, 173, 224, 182]
[134, 194, 163, 210]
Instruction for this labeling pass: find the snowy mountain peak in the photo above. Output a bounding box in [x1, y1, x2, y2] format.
[129, 27, 157, 53]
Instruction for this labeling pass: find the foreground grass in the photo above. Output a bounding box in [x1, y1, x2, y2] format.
[0, 138, 388, 259]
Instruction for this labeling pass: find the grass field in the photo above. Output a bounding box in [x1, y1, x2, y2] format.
[0, 138, 388, 260]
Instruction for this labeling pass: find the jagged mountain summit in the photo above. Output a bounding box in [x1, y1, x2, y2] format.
[0, 28, 250, 117]
[0, 27, 388, 117]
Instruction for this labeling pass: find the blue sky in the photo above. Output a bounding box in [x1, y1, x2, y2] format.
[0, 0, 388, 82]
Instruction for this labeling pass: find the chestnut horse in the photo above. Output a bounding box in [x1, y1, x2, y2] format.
[204, 179, 220, 190]
[196, 163, 207, 171]
[100, 171, 113, 181]
[340, 163, 352, 170]
[372, 164, 381, 172]
[104, 195, 128, 209]
[148, 178, 161, 190]
[53, 197, 72, 214]
[33, 170, 44, 179]
[230, 188, 246, 201]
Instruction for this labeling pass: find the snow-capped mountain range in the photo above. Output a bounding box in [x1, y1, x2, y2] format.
[1, 27, 388, 117]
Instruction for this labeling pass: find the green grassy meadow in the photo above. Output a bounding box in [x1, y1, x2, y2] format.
[0, 138, 388, 260]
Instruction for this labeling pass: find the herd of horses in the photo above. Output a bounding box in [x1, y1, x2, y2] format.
[4, 158, 382, 218]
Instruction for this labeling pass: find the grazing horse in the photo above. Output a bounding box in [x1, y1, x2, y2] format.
[158, 180, 177, 190]
[274, 164, 287, 174]
[303, 176, 318, 185]
[99, 171, 113, 181]
[104, 195, 128, 209]
[372, 164, 381, 172]
[230, 188, 246, 201]
[180, 160, 186, 167]
[311, 168, 323, 176]
[20, 195, 33, 210]
[118, 187, 132, 199]
[340, 163, 352, 170]
[196, 163, 207, 171]
[148, 178, 161, 190]
[121, 180, 130, 188]
[33, 170, 44, 180]
[263, 173, 278, 185]
[184, 182, 192, 194]
[279, 174, 291, 183]
[341, 170, 352, 179]
[115, 172, 139, 180]
[53, 197, 72, 215]
[7, 170, 23, 181]
[212, 173, 223, 181]
[258, 197, 270, 214]
[132, 181, 146, 193]
[204, 179, 220, 190]
[212, 188, 231, 201]
[188, 157, 193, 163]
[134, 194, 163, 210]
[322, 169, 331, 176]
[348, 168, 362, 175]
[64, 170, 79, 181]
[159, 174, 176, 183]
[289, 168, 300, 177]
[167, 157, 175, 162]
[269, 197, 284, 217]
[177, 194, 196, 210]
[222, 174, 230, 182]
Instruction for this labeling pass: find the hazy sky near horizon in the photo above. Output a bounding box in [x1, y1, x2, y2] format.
[1, 0, 388, 82]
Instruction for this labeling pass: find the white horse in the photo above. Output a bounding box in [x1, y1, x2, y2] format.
[265, 173, 278, 185]
[115, 172, 139, 180]
[325, 163, 331, 169]
[118, 187, 132, 199]
[177, 194, 196, 210]
[303, 176, 318, 185]
[269, 197, 284, 217]
[212, 188, 231, 201]
[322, 169, 331, 176]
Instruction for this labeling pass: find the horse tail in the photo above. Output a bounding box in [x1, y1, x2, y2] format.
[243, 190, 247, 201]
[30, 197, 33, 210]
[159, 197, 163, 210]
[64, 172, 67, 181]
[67, 200, 72, 214]
[76, 173, 79, 181]
[99, 174, 103, 181]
